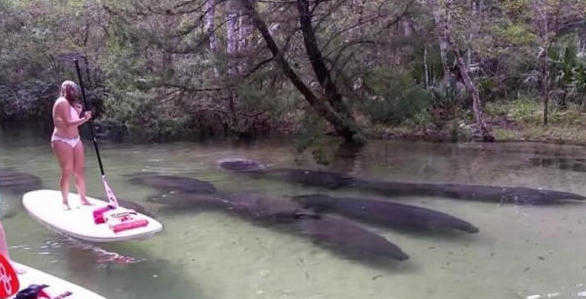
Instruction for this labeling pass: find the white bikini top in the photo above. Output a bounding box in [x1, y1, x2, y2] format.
[70, 105, 80, 121]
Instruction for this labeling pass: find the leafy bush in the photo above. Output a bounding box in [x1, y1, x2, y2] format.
[360, 68, 432, 125]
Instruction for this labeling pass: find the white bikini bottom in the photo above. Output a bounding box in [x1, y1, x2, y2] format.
[51, 134, 80, 148]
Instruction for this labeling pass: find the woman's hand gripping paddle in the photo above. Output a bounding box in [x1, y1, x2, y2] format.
[0, 254, 19, 298]
[74, 59, 119, 209]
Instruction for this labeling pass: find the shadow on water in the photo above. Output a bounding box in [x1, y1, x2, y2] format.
[60, 242, 206, 299]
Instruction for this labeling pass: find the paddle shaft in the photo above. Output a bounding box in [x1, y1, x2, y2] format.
[73, 59, 105, 176]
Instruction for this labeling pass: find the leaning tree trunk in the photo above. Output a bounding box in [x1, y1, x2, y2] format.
[239, 0, 366, 145]
[443, 0, 493, 141]
[296, 0, 365, 144]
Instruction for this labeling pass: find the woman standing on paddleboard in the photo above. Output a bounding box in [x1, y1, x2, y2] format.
[51, 80, 92, 210]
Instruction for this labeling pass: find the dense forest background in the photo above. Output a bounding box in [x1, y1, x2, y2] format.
[0, 0, 584, 146]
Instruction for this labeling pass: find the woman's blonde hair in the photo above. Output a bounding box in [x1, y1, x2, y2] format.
[60, 80, 80, 103]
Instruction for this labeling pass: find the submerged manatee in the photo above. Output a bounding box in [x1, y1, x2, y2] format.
[146, 188, 410, 262]
[294, 213, 409, 261]
[217, 161, 354, 189]
[263, 169, 355, 189]
[129, 174, 217, 194]
[116, 199, 156, 218]
[293, 194, 478, 233]
[217, 158, 264, 172]
[358, 180, 586, 205]
[217, 193, 410, 261]
[218, 160, 585, 205]
[0, 169, 42, 193]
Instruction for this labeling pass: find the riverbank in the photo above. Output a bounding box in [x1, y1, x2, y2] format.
[375, 99, 586, 146]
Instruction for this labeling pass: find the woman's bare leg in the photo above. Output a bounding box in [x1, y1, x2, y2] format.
[73, 141, 90, 205]
[52, 141, 74, 209]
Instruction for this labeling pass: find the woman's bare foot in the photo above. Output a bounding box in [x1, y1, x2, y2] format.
[63, 202, 71, 210]
[80, 199, 93, 206]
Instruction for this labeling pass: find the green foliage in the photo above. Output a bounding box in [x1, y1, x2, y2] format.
[1, 0, 584, 145]
[493, 23, 536, 46]
[486, 95, 584, 126]
[548, 38, 586, 106]
[0, 80, 57, 122]
[360, 68, 432, 125]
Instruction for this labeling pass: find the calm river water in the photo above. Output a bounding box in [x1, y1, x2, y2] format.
[1, 127, 585, 299]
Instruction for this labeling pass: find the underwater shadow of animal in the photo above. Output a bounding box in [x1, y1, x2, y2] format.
[217, 160, 586, 205]
[144, 190, 410, 263]
[0, 169, 43, 194]
[292, 194, 479, 234]
[128, 173, 217, 194]
[113, 198, 157, 218]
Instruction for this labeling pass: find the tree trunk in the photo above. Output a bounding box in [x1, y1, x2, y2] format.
[443, 0, 493, 141]
[204, 0, 218, 52]
[239, 0, 366, 145]
[226, 0, 240, 76]
[541, 42, 550, 125]
[238, 0, 254, 75]
[429, 0, 452, 81]
[204, 0, 218, 77]
[296, 0, 352, 119]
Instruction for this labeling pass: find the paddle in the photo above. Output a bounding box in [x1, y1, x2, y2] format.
[73, 59, 119, 209]
[0, 254, 19, 298]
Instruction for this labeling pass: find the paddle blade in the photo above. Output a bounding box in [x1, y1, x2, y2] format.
[0, 254, 19, 298]
[102, 175, 119, 208]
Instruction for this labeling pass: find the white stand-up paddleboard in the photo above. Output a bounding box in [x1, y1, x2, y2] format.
[11, 262, 105, 299]
[22, 190, 162, 242]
